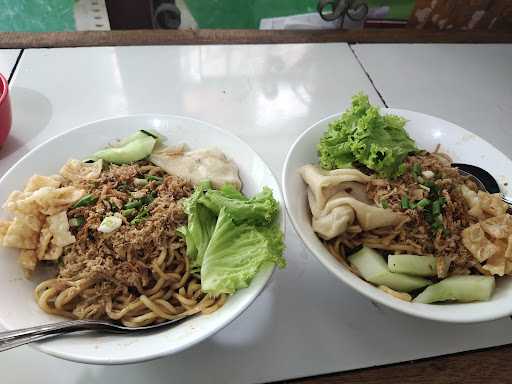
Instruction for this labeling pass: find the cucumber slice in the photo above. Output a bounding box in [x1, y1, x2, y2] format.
[388, 254, 437, 276]
[371, 272, 432, 293]
[413, 275, 495, 304]
[348, 247, 432, 292]
[93, 134, 156, 164]
[115, 131, 150, 147]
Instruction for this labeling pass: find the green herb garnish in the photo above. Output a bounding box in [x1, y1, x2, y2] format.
[72, 194, 98, 208]
[415, 198, 431, 209]
[69, 217, 85, 227]
[381, 199, 389, 209]
[130, 208, 149, 225]
[123, 200, 142, 210]
[140, 191, 157, 205]
[117, 182, 131, 192]
[412, 163, 422, 179]
[123, 191, 157, 211]
[146, 175, 163, 183]
[122, 208, 137, 217]
[401, 195, 410, 209]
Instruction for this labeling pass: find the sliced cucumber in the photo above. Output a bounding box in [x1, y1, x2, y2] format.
[413, 275, 495, 304]
[388, 254, 437, 277]
[115, 131, 150, 147]
[93, 133, 156, 164]
[371, 273, 432, 293]
[348, 246, 432, 293]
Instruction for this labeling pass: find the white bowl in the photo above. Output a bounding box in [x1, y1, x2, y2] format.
[283, 109, 512, 323]
[0, 114, 284, 364]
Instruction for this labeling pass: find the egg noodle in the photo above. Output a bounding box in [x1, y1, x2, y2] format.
[0, 160, 226, 327]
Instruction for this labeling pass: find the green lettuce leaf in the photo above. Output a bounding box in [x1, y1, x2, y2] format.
[200, 208, 286, 296]
[199, 185, 279, 225]
[318, 93, 417, 178]
[178, 181, 217, 269]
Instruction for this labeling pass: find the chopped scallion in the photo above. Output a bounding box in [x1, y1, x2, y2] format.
[72, 194, 98, 208]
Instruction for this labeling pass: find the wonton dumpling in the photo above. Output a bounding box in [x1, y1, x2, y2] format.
[300, 164, 372, 210]
[312, 205, 354, 240]
[300, 164, 404, 240]
[150, 146, 241, 190]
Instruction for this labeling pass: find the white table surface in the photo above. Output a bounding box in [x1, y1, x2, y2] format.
[2, 43, 512, 384]
[0, 49, 20, 80]
[352, 44, 512, 157]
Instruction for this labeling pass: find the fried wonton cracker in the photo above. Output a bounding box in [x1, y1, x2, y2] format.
[483, 239, 507, 276]
[462, 223, 497, 262]
[60, 159, 102, 183]
[2, 214, 41, 249]
[24, 175, 61, 193]
[0, 220, 11, 243]
[36, 221, 52, 260]
[480, 214, 512, 239]
[378, 285, 412, 302]
[32, 186, 84, 215]
[3, 191, 40, 216]
[478, 191, 508, 217]
[47, 211, 75, 247]
[460, 185, 486, 219]
[40, 243, 63, 261]
[18, 249, 37, 277]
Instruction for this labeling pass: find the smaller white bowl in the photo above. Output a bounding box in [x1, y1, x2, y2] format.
[282, 109, 512, 323]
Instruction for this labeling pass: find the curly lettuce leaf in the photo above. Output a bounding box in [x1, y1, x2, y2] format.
[201, 208, 285, 296]
[177, 181, 217, 270]
[199, 185, 279, 225]
[318, 93, 416, 178]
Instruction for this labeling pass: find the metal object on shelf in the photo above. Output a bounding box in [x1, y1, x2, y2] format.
[317, 0, 368, 26]
[152, 0, 181, 29]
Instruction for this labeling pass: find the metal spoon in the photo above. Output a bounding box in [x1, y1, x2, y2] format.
[452, 163, 512, 205]
[0, 315, 195, 352]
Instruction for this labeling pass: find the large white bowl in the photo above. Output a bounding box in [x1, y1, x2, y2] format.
[0, 115, 284, 364]
[283, 109, 512, 323]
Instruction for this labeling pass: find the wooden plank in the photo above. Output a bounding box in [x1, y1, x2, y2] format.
[288, 345, 512, 384]
[0, 29, 511, 48]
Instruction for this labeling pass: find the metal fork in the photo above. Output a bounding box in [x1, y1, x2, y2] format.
[0, 315, 194, 352]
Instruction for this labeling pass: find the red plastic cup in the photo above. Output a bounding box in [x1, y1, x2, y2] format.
[0, 73, 12, 147]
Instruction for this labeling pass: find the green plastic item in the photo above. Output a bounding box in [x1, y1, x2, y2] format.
[0, 0, 75, 32]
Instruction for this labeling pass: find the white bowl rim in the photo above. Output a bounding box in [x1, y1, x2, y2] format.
[282, 108, 512, 324]
[0, 113, 284, 364]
